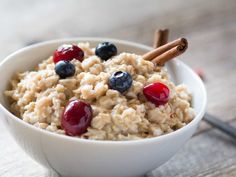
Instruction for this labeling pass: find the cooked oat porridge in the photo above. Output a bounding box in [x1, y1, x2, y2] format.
[4, 41, 195, 140]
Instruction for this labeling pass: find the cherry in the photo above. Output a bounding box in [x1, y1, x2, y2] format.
[143, 82, 169, 106]
[53, 44, 84, 63]
[61, 100, 92, 136]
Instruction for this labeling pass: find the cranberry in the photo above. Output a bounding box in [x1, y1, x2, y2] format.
[53, 44, 84, 63]
[143, 82, 169, 106]
[61, 100, 92, 136]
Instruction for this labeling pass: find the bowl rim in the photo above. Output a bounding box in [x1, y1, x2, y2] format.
[0, 37, 207, 145]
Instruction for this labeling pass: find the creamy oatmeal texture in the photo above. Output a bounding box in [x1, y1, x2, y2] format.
[5, 42, 195, 140]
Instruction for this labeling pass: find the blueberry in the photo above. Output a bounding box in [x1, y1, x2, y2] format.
[95, 42, 117, 60]
[108, 71, 133, 93]
[55, 61, 75, 79]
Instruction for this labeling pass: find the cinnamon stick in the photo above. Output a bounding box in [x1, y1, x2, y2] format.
[152, 45, 186, 66]
[153, 29, 169, 48]
[143, 38, 188, 61]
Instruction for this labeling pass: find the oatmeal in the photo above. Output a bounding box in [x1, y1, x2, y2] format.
[4, 42, 195, 140]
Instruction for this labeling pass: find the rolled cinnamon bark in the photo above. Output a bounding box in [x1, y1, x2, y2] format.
[143, 38, 188, 61]
[153, 29, 169, 48]
[152, 45, 187, 66]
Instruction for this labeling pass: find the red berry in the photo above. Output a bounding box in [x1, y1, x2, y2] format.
[143, 82, 169, 106]
[61, 100, 92, 136]
[53, 44, 84, 63]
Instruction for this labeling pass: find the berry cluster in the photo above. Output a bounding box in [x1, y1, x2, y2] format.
[52, 42, 170, 136]
[53, 42, 121, 136]
[53, 44, 84, 79]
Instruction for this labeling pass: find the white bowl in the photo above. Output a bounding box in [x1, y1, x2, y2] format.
[0, 38, 207, 177]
